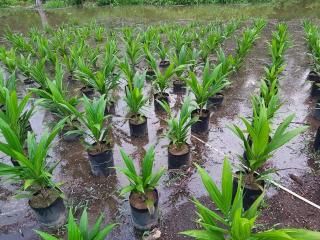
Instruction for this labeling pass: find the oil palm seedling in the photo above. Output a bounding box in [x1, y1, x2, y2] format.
[235, 28, 259, 64]
[168, 28, 187, 55]
[207, 61, 230, 109]
[170, 45, 189, 92]
[252, 93, 281, 120]
[141, 26, 158, 49]
[122, 26, 134, 43]
[125, 35, 144, 71]
[206, 31, 225, 53]
[158, 97, 198, 169]
[28, 58, 50, 90]
[75, 48, 119, 109]
[143, 43, 156, 80]
[303, 21, 320, 94]
[303, 20, 319, 53]
[153, 63, 185, 110]
[181, 158, 320, 239]
[187, 62, 228, 134]
[62, 40, 86, 79]
[16, 53, 34, 84]
[157, 39, 170, 68]
[117, 146, 165, 230]
[119, 58, 135, 89]
[228, 100, 307, 209]
[188, 47, 201, 73]
[0, 68, 16, 110]
[253, 18, 267, 35]
[5, 29, 34, 54]
[264, 62, 285, 87]
[0, 47, 17, 73]
[0, 120, 67, 227]
[30, 63, 79, 142]
[199, 40, 211, 63]
[234, 19, 266, 70]
[124, 71, 148, 137]
[94, 26, 105, 42]
[36, 207, 117, 239]
[223, 20, 241, 39]
[216, 47, 236, 76]
[85, 44, 100, 69]
[65, 95, 114, 177]
[51, 27, 74, 57]
[0, 89, 35, 165]
[146, 51, 183, 111]
[33, 36, 57, 66]
[269, 23, 290, 70]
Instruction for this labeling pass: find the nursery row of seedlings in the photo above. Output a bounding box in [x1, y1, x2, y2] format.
[230, 22, 294, 209]
[179, 22, 320, 239]
[303, 20, 320, 152]
[0, 20, 319, 239]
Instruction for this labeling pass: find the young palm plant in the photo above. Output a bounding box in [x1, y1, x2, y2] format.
[28, 58, 50, 90]
[170, 45, 189, 92]
[36, 208, 117, 239]
[159, 97, 198, 169]
[181, 158, 320, 240]
[117, 146, 165, 230]
[16, 53, 34, 84]
[157, 39, 170, 67]
[76, 45, 119, 108]
[124, 71, 148, 137]
[0, 89, 34, 165]
[0, 47, 17, 73]
[0, 120, 67, 227]
[146, 51, 184, 111]
[30, 63, 79, 142]
[65, 95, 114, 177]
[5, 29, 34, 54]
[187, 61, 228, 134]
[125, 35, 143, 70]
[0, 68, 16, 109]
[228, 100, 307, 208]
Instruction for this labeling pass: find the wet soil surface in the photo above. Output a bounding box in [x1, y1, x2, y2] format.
[1, 18, 320, 239]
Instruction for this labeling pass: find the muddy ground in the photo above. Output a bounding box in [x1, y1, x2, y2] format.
[1, 18, 320, 240]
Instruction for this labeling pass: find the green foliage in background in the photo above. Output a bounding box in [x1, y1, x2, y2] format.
[0, 0, 272, 8]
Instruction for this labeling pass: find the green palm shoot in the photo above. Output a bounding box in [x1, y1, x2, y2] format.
[181, 158, 320, 240]
[117, 146, 165, 214]
[0, 120, 65, 197]
[65, 95, 111, 152]
[0, 89, 34, 149]
[158, 97, 198, 149]
[229, 100, 307, 182]
[124, 72, 148, 123]
[31, 62, 78, 123]
[36, 208, 117, 240]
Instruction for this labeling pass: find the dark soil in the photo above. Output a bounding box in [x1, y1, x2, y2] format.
[192, 109, 210, 118]
[28, 188, 60, 209]
[168, 143, 190, 156]
[257, 172, 320, 231]
[129, 115, 146, 125]
[87, 142, 111, 155]
[129, 190, 158, 210]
